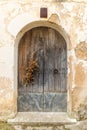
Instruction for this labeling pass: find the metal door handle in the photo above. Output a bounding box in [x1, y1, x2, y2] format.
[53, 69, 58, 74]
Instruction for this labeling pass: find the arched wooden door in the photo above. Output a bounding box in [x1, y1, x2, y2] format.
[18, 27, 67, 112]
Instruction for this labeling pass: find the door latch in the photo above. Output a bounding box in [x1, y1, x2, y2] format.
[53, 69, 58, 74]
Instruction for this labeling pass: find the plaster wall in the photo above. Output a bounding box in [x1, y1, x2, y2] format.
[0, 0, 87, 122]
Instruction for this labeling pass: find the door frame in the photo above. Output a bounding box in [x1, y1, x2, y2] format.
[14, 21, 72, 115]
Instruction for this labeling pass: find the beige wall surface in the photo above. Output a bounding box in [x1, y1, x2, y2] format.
[0, 0, 87, 120]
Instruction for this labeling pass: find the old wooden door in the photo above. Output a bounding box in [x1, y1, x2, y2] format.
[18, 27, 67, 112]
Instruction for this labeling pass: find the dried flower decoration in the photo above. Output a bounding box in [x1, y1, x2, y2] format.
[19, 51, 39, 86]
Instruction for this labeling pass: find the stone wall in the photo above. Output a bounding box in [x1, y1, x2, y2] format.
[1, 120, 87, 130]
[0, 0, 87, 125]
[11, 121, 87, 130]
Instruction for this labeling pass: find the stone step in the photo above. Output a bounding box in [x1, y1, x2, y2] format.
[8, 112, 76, 126]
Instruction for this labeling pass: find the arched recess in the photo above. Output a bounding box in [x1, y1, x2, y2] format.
[14, 21, 72, 114]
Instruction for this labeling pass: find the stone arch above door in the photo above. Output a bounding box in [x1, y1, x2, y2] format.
[8, 13, 71, 49]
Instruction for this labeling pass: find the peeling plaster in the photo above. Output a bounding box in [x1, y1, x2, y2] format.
[0, 0, 87, 121]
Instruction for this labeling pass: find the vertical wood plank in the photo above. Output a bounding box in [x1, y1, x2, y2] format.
[31, 28, 39, 93]
[48, 28, 55, 92]
[43, 27, 49, 92]
[25, 30, 33, 92]
[60, 44, 67, 92]
[54, 32, 60, 92]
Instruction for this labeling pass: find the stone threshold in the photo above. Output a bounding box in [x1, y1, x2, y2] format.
[8, 112, 77, 126]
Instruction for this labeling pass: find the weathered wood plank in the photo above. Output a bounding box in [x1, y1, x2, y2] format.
[48, 28, 55, 92]
[54, 32, 60, 92]
[43, 28, 49, 92]
[31, 29, 39, 93]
